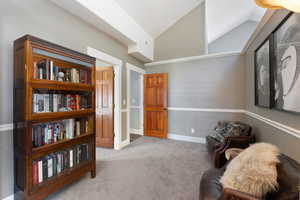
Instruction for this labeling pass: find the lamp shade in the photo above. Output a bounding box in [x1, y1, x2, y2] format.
[255, 0, 300, 13]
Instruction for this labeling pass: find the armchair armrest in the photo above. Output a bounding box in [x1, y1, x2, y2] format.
[213, 135, 255, 168]
[221, 188, 260, 200]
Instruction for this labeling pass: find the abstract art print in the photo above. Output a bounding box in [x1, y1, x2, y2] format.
[255, 38, 271, 108]
[274, 13, 300, 113]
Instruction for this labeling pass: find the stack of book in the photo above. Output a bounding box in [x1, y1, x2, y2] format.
[32, 93, 89, 113]
[32, 143, 89, 185]
[32, 118, 89, 148]
[33, 59, 89, 84]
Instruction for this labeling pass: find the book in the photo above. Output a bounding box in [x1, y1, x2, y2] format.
[76, 121, 80, 136]
[42, 159, 48, 181]
[32, 161, 38, 185]
[50, 61, 54, 81]
[47, 156, 53, 178]
[38, 160, 43, 183]
[44, 94, 50, 112]
[53, 94, 58, 112]
[37, 59, 47, 79]
[33, 62, 38, 79]
[37, 94, 44, 112]
[69, 149, 73, 168]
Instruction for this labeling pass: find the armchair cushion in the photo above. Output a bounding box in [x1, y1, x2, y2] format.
[220, 143, 279, 198]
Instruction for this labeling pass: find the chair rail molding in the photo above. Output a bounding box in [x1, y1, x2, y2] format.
[0, 123, 14, 132]
[167, 107, 245, 113]
[244, 111, 300, 139]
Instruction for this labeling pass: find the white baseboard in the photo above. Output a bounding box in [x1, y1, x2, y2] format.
[168, 133, 206, 144]
[2, 194, 14, 200]
[118, 139, 130, 149]
[130, 129, 143, 135]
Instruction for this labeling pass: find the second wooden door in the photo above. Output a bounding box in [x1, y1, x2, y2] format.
[144, 73, 168, 139]
[96, 67, 114, 148]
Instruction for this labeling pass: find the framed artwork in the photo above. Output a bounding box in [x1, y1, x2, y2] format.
[273, 13, 300, 114]
[255, 37, 273, 108]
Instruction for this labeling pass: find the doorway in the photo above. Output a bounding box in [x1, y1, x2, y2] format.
[126, 63, 145, 143]
[87, 47, 125, 150]
[95, 62, 114, 148]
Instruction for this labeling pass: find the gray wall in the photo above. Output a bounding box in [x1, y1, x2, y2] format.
[243, 10, 300, 162]
[0, 130, 14, 200]
[208, 20, 258, 54]
[146, 54, 245, 138]
[154, 3, 206, 61]
[0, 0, 144, 198]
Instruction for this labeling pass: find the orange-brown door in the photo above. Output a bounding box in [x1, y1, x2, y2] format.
[144, 73, 168, 139]
[96, 67, 114, 148]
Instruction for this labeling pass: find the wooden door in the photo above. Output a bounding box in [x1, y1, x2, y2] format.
[96, 67, 114, 148]
[144, 73, 168, 139]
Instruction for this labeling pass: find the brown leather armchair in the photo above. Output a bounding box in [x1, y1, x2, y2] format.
[199, 154, 300, 200]
[206, 122, 254, 168]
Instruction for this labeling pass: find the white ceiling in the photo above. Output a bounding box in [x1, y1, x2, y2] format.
[114, 0, 204, 38]
[206, 0, 266, 43]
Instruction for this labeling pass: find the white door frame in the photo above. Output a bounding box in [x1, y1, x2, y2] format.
[126, 63, 145, 141]
[87, 47, 123, 150]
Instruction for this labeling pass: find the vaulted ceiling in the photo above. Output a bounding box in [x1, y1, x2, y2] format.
[206, 0, 266, 43]
[114, 0, 204, 38]
[51, 0, 266, 62]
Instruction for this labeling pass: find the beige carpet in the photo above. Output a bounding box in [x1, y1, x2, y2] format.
[47, 136, 211, 200]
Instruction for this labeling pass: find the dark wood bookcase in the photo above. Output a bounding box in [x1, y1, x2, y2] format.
[13, 35, 96, 200]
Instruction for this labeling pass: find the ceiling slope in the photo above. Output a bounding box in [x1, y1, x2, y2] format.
[51, 0, 154, 62]
[114, 0, 204, 38]
[206, 0, 265, 44]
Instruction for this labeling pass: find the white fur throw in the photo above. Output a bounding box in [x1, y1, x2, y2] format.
[220, 143, 280, 198]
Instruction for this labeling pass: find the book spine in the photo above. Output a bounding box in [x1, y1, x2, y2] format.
[46, 60, 50, 80]
[33, 94, 37, 113]
[49, 94, 53, 112]
[38, 160, 43, 183]
[32, 161, 38, 185]
[50, 61, 53, 81]
[33, 62, 37, 79]
[57, 153, 62, 174]
[53, 94, 58, 112]
[76, 95, 80, 110]
[76, 121, 80, 136]
[48, 157, 53, 178]
[85, 120, 89, 133]
[69, 149, 73, 168]
[53, 154, 57, 176]
[47, 124, 52, 144]
[39, 67, 43, 79]
[42, 159, 48, 181]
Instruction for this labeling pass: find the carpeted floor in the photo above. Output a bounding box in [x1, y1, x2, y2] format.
[47, 136, 211, 200]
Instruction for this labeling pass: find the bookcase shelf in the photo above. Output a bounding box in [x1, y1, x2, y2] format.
[32, 132, 94, 159]
[30, 80, 94, 91]
[14, 35, 96, 200]
[29, 109, 95, 121]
